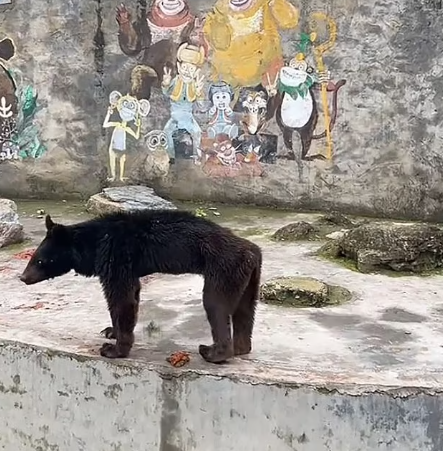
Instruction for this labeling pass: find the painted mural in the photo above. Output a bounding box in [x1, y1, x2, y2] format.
[0, 37, 46, 163]
[162, 43, 205, 162]
[103, 90, 151, 181]
[109, 0, 347, 180]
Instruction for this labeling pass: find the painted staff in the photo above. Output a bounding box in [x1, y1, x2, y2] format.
[309, 12, 337, 161]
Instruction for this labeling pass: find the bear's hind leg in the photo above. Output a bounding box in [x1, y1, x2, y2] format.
[199, 282, 235, 364]
[232, 265, 260, 356]
[100, 279, 141, 359]
[233, 251, 261, 356]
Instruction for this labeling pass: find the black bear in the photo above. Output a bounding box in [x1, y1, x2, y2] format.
[19, 210, 262, 364]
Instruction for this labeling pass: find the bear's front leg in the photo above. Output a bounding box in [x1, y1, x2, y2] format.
[99, 279, 141, 359]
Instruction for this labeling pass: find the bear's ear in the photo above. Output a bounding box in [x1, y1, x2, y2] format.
[45, 214, 55, 231]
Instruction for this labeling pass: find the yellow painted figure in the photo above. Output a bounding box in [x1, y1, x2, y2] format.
[103, 91, 151, 182]
[204, 0, 299, 91]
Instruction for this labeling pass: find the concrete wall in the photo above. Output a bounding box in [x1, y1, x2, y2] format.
[0, 339, 442, 451]
[0, 0, 443, 220]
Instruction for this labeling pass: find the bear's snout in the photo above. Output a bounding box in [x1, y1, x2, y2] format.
[19, 269, 41, 285]
[19, 273, 32, 285]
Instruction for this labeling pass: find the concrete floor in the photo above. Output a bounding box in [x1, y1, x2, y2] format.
[1, 203, 443, 390]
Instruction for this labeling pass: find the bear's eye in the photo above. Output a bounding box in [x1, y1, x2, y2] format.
[37, 260, 43, 265]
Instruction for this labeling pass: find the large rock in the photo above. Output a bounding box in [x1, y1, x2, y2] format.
[314, 211, 357, 229]
[319, 222, 443, 273]
[272, 221, 318, 241]
[260, 276, 352, 308]
[0, 199, 24, 248]
[86, 186, 177, 215]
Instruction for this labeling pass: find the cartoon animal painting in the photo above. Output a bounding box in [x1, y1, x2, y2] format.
[162, 43, 205, 162]
[234, 132, 277, 164]
[142, 129, 171, 179]
[275, 56, 320, 160]
[276, 20, 346, 161]
[207, 82, 238, 139]
[103, 90, 151, 182]
[0, 37, 46, 162]
[202, 133, 264, 178]
[234, 86, 275, 135]
[203, 0, 299, 92]
[116, 1, 207, 99]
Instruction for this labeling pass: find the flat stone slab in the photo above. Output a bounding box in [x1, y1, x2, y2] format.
[1, 212, 443, 390]
[86, 186, 177, 215]
[260, 276, 352, 307]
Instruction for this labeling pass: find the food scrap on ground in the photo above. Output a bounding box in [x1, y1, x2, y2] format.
[0, 265, 13, 274]
[166, 351, 191, 368]
[12, 301, 47, 311]
[13, 249, 36, 260]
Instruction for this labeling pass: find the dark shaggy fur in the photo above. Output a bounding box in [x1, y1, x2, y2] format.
[19, 210, 263, 363]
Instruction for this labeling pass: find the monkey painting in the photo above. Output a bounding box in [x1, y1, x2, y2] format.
[275, 56, 346, 161]
[103, 90, 151, 182]
[116, 1, 201, 100]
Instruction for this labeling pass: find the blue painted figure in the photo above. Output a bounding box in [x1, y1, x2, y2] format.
[207, 82, 239, 140]
[162, 43, 205, 161]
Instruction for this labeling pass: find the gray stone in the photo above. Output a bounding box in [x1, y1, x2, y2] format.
[86, 186, 177, 215]
[273, 221, 318, 241]
[0, 199, 24, 248]
[325, 230, 348, 240]
[260, 276, 352, 308]
[323, 222, 443, 273]
[314, 212, 357, 229]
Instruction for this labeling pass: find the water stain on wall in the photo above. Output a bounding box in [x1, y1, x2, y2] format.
[105, 0, 347, 180]
[0, 37, 46, 163]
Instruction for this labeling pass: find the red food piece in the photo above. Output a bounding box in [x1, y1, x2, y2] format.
[166, 351, 191, 368]
[13, 249, 36, 260]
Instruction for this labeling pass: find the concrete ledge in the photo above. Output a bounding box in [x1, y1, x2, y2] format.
[3, 210, 443, 451]
[0, 339, 442, 451]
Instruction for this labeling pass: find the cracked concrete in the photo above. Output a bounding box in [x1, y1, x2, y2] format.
[1, 202, 443, 450]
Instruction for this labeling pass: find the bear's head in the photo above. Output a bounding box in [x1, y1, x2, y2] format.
[19, 215, 74, 285]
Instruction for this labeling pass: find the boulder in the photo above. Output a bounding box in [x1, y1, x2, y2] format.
[319, 221, 443, 273]
[86, 186, 177, 215]
[260, 276, 352, 308]
[273, 221, 318, 241]
[314, 211, 357, 228]
[0, 199, 24, 248]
